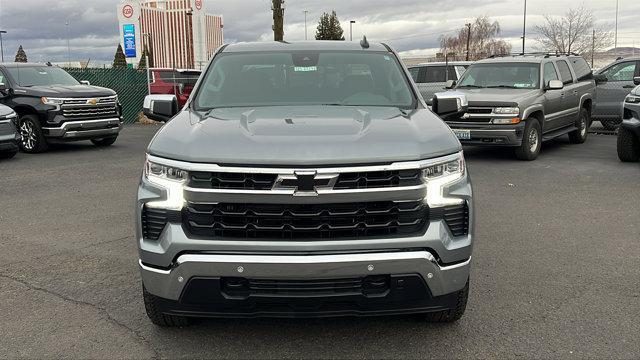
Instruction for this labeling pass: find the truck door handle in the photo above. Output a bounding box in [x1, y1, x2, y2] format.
[573, 90, 578, 95]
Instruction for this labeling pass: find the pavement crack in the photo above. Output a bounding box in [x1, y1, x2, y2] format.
[0, 273, 160, 359]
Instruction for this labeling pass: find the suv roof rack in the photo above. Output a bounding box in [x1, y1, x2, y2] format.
[488, 52, 580, 59]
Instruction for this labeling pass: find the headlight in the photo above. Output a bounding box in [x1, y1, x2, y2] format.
[493, 107, 520, 115]
[625, 95, 640, 104]
[41, 97, 65, 106]
[422, 152, 466, 207]
[144, 158, 188, 210]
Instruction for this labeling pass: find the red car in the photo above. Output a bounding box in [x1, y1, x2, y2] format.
[149, 68, 202, 107]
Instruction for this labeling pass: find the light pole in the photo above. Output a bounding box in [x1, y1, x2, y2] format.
[65, 20, 71, 67]
[614, 0, 619, 54]
[0, 30, 6, 63]
[350, 20, 355, 41]
[303, 10, 308, 40]
[522, 0, 527, 54]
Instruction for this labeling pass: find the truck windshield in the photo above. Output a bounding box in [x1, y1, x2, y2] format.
[7, 66, 80, 87]
[457, 63, 540, 89]
[194, 51, 416, 110]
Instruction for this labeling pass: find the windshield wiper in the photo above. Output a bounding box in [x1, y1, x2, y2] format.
[486, 85, 519, 89]
[457, 85, 485, 89]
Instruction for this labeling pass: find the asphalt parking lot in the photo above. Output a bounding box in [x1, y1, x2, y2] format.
[1, 124, 639, 359]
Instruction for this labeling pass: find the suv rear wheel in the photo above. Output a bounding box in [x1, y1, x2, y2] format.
[617, 127, 640, 162]
[19, 115, 49, 153]
[143, 285, 190, 327]
[514, 118, 541, 161]
[568, 108, 590, 144]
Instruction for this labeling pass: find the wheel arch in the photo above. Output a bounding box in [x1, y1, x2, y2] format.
[522, 105, 545, 129]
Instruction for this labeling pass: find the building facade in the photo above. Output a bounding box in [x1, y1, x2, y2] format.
[117, 0, 223, 69]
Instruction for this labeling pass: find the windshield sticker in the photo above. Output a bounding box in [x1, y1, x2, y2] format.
[513, 83, 531, 88]
[294, 66, 318, 72]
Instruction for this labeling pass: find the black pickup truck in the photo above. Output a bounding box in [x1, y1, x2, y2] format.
[0, 63, 123, 153]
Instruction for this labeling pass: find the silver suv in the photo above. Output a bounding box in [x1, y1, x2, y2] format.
[139, 41, 473, 326]
[408, 61, 472, 104]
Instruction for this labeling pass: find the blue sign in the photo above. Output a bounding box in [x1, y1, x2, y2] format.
[123, 24, 137, 58]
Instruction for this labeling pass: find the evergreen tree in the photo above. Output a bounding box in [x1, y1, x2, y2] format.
[112, 44, 128, 68]
[315, 11, 345, 41]
[137, 48, 148, 69]
[14, 45, 28, 63]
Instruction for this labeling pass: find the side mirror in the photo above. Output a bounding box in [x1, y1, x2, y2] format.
[432, 92, 468, 119]
[547, 80, 564, 90]
[0, 83, 8, 96]
[634, 76, 640, 86]
[593, 74, 608, 85]
[143, 95, 178, 122]
[80, 80, 91, 86]
[445, 80, 456, 89]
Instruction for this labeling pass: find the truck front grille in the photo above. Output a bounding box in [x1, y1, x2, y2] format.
[188, 169, 423, 191]
[183, 201, 429, 240]
[61, 97, 118, 120]
[221, 276, 390, 298]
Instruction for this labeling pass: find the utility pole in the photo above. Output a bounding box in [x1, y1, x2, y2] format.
[591, 29, 595, 68]
[272, 0, 284, 41]
[350, 20, 356, 41]
[0, 30, 6, 63]
[465, 23, 471, 61]
[522, 0, 527, 54]
[143, 33, 152, 95]
[303, 10, 308, 40]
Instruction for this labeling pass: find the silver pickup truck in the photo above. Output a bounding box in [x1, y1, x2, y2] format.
[138, 40, 473, 326]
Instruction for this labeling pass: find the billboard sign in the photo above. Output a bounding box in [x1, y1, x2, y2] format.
[123, 24, 137, 58]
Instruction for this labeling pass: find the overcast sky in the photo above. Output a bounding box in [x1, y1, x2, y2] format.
[0, 0, 637, 64]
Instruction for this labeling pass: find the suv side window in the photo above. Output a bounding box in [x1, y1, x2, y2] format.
[424, 66, 446, 82]
[570, 57, 593, 81]
[408, 67, 420, 82]
[543, 62, 559, 86]
[601, 61, 637, 82]
[556, 60, 574, 84]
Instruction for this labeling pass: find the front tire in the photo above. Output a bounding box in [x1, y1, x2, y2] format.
[568, 108, 590, 144]
[91, 136, 118, 147]
[143, 286, 190, 327]
[514, 118, 542, 161]
[419, 280, 469, 323]
[617, 127, 640, 162]
[19, 115, 49, 153]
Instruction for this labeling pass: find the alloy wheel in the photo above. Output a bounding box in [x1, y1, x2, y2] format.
[529, 128, 539, 153]
[20, 120, 36, 151]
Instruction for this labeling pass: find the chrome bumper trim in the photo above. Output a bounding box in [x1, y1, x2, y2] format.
[139, 251, 471, 300]
[43, 118, 123, 138]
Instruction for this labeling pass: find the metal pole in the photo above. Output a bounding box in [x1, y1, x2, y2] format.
[143, 33, 152, 95]
[350, 21, 355, 41]
[591, 29, 595, 68]
[465, 23, 471, 61]
[0, 31, 5, 63]
[65, 21, 71, 67]
[614, 0, 619, 54]
[303, 10, 308, 40]
[522, 0, 527, 54]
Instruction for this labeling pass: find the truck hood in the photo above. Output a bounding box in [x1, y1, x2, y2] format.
[454, 88, 541, 107]
[148, 106, 461, 166]
[17, 85, 116, 98]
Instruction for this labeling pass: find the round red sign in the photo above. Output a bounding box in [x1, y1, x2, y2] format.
[195, 0, 203, 10]
[122, 4, 134, 18]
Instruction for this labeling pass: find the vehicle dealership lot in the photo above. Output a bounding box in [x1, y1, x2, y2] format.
[0, 125, 638, 359]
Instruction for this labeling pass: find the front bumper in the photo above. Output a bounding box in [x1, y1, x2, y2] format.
[447, 122, 525, 146]
[0, 120, 20, 152]
[42, 118, 123, 140]
[140, 251, 470, 317]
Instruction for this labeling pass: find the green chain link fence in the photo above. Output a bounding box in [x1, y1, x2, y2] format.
[64, 68, 148, 124]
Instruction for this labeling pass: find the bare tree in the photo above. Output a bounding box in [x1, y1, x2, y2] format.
[440, 16, 512, 60]
[535, 5, 613, 55]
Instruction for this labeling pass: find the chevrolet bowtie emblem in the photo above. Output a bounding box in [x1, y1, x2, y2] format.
[87, 98, 98, 105]
[273, 171, 339, 196]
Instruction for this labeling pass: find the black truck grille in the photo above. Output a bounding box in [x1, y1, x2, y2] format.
[141, 207, 169, 240]
[221, 276, 390, 298]
[183, 201, 429, 240]
[62, 104, 118, 120]
[188, 169, 423, 191]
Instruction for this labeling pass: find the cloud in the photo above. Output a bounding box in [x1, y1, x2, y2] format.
[0, 0, 636, 64]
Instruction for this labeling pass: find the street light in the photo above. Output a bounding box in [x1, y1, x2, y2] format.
[350, 20, 356, 41]
[522, 0, 527, 54]
[614, 0, 619, 54]
[0, 30, 6, 63]
[65, 20, 71, 67]
[303, 10, 309, 40]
